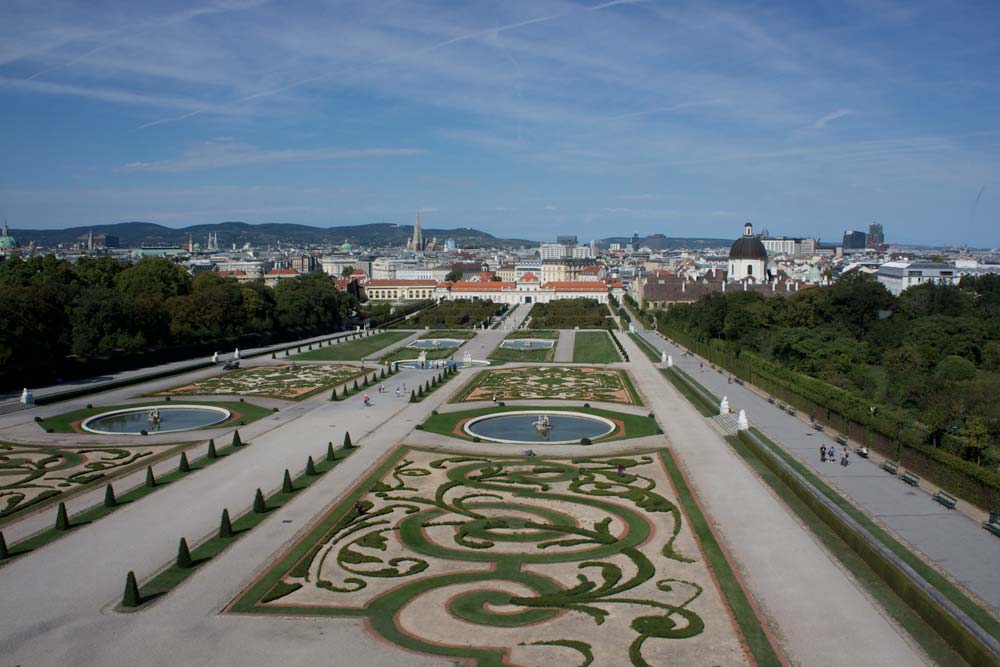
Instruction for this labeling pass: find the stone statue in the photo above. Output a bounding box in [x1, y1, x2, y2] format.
[233, 347, 241, 360]
[20, 388, 34, 404]
[738, 410, 749, 431]
[719, 396, 730, 415]
[661, 351, 667, 363]
[211, 352, 219, 363]
[667, 355, 673, 367]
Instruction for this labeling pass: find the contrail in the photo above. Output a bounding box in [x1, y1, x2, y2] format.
[138, 0, 646, 130]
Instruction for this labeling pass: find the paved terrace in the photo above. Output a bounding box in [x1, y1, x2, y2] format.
[637, 328, 1000, 615]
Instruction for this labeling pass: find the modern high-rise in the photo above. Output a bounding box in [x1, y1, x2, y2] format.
[843, 230, 867, 251]
[867, 223, 885, 250]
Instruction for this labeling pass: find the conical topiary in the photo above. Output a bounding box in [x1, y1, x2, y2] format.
[207, 439, 218, 459]
[410, 390, 417, 403]
[0, 531, 8, 559]
[380, 368, 386, 379]
[306, 456, 317, 476]
[55, 502, 70, 530]
[104, 484, 117, 508]
[353, 379, 359, 391]
[271, 352, 276, 359]
[343, 432, 353, 449]
[231, 430, 243, 447]
[417, 385, 424, 398]
[219, 509, 234, 538]
[253, 488, 266, 513]
[282, 469, 294, 493]
[425, 380, 431, 393]
[331, 388, 339, 401]
[326, 441, 335, 461]
[285, 349, 290, 356]
[176, 537, 193, 569]
[123, 570, 141, 608]
[178, 452, 191, 473]
[145, 466, 156, 488]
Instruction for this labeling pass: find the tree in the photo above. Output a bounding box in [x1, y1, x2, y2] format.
[341, 265, 355, 277]
[444, 270, 462, 283]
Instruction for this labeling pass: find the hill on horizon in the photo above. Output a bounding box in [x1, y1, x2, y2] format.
[7, 221, 537, 249]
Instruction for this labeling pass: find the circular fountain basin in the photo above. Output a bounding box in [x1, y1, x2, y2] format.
[82, 405, 231, 435]
[499, 339, 555, 350]
[408, 339, 463, 349]
[464, 411, 615, 444]
[396, 359, 490, 369]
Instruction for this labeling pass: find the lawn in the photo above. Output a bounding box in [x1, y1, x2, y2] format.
[382, 347, 458, 364]
[489, 331, 559, 363]
[295, 331, 412, 361]
[419, 330, 477, 340]
[572, 331, 621, 363]
[502, 329, 559, 339]
[37, 400, 271, 434]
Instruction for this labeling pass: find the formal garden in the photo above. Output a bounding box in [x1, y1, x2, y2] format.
[528, 298, 609, 329]
[228, 446, 773, 666]
[153, 364, 369, 400]
[35, 400, 270, 434]
[455, 366, 641, 405]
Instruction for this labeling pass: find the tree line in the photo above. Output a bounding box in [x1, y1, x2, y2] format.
[653, 273, 1000, 469]
[0, 255, 359, 388]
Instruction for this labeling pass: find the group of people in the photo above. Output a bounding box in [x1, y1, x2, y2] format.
[821, 444, 850, 466]
[362, 382, 411, 407]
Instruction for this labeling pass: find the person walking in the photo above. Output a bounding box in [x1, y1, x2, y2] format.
[820, 445, 827, 463]
[395, 386, 401, 398]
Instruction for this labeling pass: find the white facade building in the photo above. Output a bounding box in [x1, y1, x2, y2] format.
[876, 261, 960, 296]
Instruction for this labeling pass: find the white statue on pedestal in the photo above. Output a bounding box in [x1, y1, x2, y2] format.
[20, 388, 34, 404]
[417, 350, 427, 365]
[667, 355, 673, 367]
[719, 396, 730, 415]
[738, 409, 749, 431]
[661, 351, 667, 363]
[463, 351, 472, 364]
[211, 351, 219, 363]
[629, 322, 635, 333]
[233, 347, 241, 360]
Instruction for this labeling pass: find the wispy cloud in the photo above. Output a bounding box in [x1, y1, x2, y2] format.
[812, 108, 854, 129]
[116, 141, 424, 173]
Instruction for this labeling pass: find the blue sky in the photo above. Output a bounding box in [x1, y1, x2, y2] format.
[1, 0, 998, 246]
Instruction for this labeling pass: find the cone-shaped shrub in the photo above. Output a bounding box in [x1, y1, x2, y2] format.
[326, 441, 336, 461]
[285, 349, 289, 356]
[123, 571, 141, 608]
[178, 452, 191, 473]
[343, 431, 353, 449]
[231, 430, 243, 447]
[308, 344, 312, 350]
[380, 368, 386, 379]
[425, 380, 431, 393]
[282, 469, 294, 493]
[176, 537, 193, 569]
[306, 456, 317, 476]
[0, 531, 8, 559]
[297, 347, 301, 353]
[271, 352, 276, 359]
[410, 390, 417, 403]
[104, 484, 117, 508]
[331, 388, 339, 401]
[55, 502, 70, 530]
[253, 488, 266, 513]
[144, 466, 156, 488]
[207, 439, 218, 459]
[219, 509, 234, 538]
[417, 385, 424, 398]
[353, 379, 359, 391]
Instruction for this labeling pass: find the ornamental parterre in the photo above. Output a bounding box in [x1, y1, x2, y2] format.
[230, 447, 751, 666]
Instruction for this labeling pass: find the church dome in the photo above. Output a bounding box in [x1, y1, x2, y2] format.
[729, 222, 766, 260]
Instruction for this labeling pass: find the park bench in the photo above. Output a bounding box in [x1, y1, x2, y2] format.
[778, 402, 787, 411]
[813, 423, 824, 432]
[767, 397, 775, 404]
[901, 471, 920, 487]
[835, 435, 848, 446]
[985, 515, 1000, 538]
[787, 408, 797, 416]
[853, 446, 869, 458]
[881, 460, 899, 475]
[932, 491, 958, 509]
[734, 378, 744, 385]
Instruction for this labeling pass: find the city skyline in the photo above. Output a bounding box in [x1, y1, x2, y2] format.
[1, 1, 999, 246]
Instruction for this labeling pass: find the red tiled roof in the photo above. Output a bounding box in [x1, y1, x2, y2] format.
[542, 281, 609, 291]
[451, 281, 516, 291]
[217, 270, 247, 277]
[266, 268, 300, 276]
[518, 272, 539, 282]
[366, 279, 438, 287]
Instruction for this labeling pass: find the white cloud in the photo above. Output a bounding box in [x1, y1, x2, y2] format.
[812, 108, 854, 130]
[116, 141, 424, 173]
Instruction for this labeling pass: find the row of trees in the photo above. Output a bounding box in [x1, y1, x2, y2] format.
[406, 299, 506, 328]
[0, 255, 359, 387]
[654, 273, 1000, 467]
[528, 298, 609, 329]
